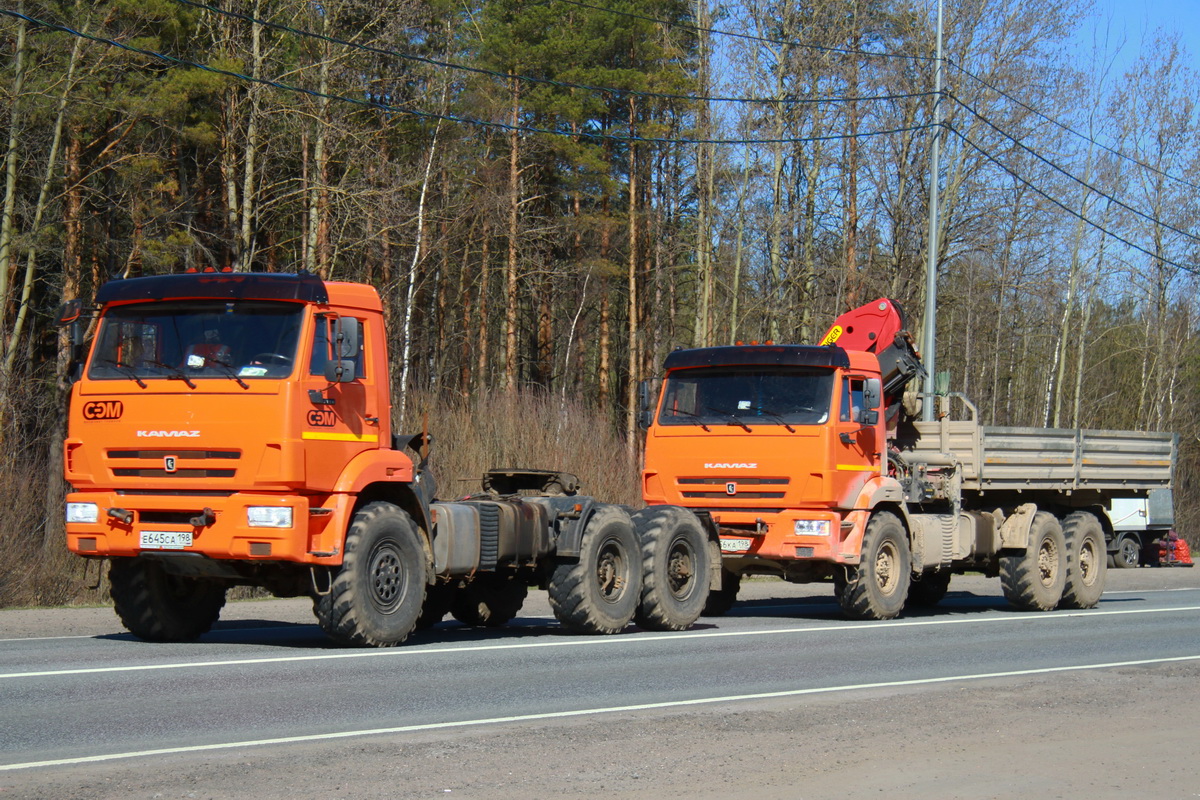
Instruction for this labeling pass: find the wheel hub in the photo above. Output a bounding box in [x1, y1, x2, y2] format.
[370, 546, 404, 611]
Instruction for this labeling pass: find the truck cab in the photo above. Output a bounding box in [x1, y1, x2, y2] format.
[642, 343, 888, 581]
[63, 271, 413, 588]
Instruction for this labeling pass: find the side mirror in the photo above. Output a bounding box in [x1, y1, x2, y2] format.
[862, 378, 882, 413]
[637, 377, 661, 430]
[860, 409, 879, 426]
[54, 299, 83, 326]
[323, 316, 360, 383]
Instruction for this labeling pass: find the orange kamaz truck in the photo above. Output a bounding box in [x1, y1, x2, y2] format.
[640, 299, 1177, 619]
[59, 271, 715, 645]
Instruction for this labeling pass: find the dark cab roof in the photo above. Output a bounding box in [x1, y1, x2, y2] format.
[95, 272, 328, 305]
[663, 344, 851, 370]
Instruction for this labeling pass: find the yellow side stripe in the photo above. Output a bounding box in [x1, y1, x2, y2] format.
[301, 432, 379, 443]
[836, 464, 878, 472]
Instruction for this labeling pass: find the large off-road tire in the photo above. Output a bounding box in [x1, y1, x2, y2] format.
[702, 569, 741, 617]
[415, 580, 459, 630]
[1000, 510, 1066, 611]
[906, 570, 951, 608]
[314, 501, 427, 647]
[548, 505, 641, 634]
[1112, 535, 1141, 569]
[109, 557, 227, 642]
[451, 573, 528, 627]
[837, 511, 911, 620]
[1060, 511, 1106, 609]
[632, 506, 710, 631]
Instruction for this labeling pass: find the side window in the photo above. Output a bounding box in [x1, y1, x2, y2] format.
[840, 377, 865, 422]
[309, 315, 365, 379]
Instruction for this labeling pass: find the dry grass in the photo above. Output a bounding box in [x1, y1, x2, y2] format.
[399, 388, 641, 505]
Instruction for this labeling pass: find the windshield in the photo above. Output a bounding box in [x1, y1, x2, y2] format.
[658, 366, 833, 427]
[87, 300, 304, 382]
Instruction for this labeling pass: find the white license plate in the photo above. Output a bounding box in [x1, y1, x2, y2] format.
[719, 537, 752, 553]
[140, 530, 193, 550]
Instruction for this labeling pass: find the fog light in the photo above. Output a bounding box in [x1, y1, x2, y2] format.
[248, 506, 293, 528]
[66, 502, 99, 524]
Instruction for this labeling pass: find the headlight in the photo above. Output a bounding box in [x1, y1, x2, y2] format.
[66, 502, 99, 524]
[247, 507, 293, 528]
[794, 519, 830, 536]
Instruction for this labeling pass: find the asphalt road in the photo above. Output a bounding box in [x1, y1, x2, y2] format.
[2, 568, 1199, 799]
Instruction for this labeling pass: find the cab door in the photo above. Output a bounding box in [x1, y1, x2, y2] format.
[300, 312, 381, 490]
[832, 375, 882, 504]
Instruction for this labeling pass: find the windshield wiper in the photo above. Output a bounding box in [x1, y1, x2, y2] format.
[97, 358, 147, 388]
[665, 408, 711, 431]
[149, 359, 197, 389]
[208, 360, 249, 389]
[744, 406, 796, 433]
[705, 406, 752, 432]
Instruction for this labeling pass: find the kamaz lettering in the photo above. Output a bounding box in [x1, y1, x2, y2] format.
[136, 430, 201, 438]
[704, 463, 757, 469]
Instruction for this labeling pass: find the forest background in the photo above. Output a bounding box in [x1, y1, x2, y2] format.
[0, 0, 1197, 606]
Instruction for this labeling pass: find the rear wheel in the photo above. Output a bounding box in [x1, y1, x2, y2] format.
[1113, 535, 1142, 569]
[314, 501, 427, 647]
[451, 574, 528, 627]
[109, 557, 226, 642]
[1060, 511, 1106, 609]
[632, 506, 709, 631]
[837, 511, 911, 620]
[1000, 510, 1066, 611]
[548, 505, 640, 634]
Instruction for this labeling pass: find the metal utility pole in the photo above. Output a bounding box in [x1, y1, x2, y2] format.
[922, 0, 944, 422]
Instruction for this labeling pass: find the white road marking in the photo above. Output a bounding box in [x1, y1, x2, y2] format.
[3, 604, 1200, 680]
[3, 652, 1199, 773]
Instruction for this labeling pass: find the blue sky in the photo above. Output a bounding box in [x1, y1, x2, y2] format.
[1084, 0, 1199, 73]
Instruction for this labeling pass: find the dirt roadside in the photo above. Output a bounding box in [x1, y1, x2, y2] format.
[3, 568, 1198, 800]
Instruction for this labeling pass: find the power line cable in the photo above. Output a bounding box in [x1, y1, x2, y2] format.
[1, 8, 936, 147]
[946, 59, 1200, 193]
[948, 123, 1198, 275]
[948, 93, 1200, 246]
[551, 0, 935, 63]
[170, 0, 935, 108]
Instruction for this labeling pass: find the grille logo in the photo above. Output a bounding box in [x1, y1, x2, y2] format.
[726, 482, 737, 495]
[164, 456, 177, 473]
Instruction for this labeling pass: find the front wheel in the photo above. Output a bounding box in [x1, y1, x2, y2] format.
[1060, 511, 1106, 609]
[837, 511, 911, 620]
[109, 557, 227, 642]
[632, 506, 710, 631]
[702, 569, 741, 617]
[548, 505, 641, 634]
[314, 501, 428, 647]
[1000, 510, 1066, 611]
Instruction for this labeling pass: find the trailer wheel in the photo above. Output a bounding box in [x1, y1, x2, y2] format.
[906, 570, 951, 608]
[548, 505, 641, 634]
[702, 569, 741, 617]
[632, 506, 709, 631]
[314, 501, 427, 647]
[1112, 535, 1141, 569]
[1000, 510, 1066, 611]
[109, 557, 227, 642]
[415, 580, 459, 630]
[837, 511, 911, 620]
[1060, 511, 1106, 609]
[451, 574, 528, 627]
